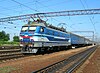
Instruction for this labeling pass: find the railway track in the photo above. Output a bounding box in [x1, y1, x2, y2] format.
[0, 46, 20, 50]
[0, 46, 26, 62]
[32, 45, 98, 73]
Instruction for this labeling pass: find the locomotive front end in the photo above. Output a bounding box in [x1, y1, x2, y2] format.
[19, 26, 38, 53]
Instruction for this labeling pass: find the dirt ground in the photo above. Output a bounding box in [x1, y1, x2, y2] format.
[75, 46, 100, 73]
[0, 46, 94, 73]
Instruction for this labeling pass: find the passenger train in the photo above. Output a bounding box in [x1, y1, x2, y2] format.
[19, 19, 93, 53]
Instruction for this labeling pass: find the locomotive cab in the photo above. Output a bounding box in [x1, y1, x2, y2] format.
[19, 20, 46, 53]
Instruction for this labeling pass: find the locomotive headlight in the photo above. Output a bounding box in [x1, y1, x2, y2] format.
[30, 37, 34, 41]
[30, 37, 34, 40]
[19, 36, 23, 40]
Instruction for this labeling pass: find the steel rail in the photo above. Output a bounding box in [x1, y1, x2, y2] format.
[0, 54, 24, 61]
[65, 46, 97, 73]
[0, 46, 20, 50]
[0, 49, 21, 53]
[0, 52, 22, 57]
[32, 46, 97, 73]
[0, 46, 24, 62]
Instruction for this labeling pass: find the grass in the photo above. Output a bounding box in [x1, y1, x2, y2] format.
[0, 41, 19, 46]
[0, 66, 17, 73]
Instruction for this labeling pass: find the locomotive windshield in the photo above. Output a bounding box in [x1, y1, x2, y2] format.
[29, 27, 36, 32]
[21, 26, 28, 32]
[21, 26, 36, 32]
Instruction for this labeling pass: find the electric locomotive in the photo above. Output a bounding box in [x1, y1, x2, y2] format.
[19, 19, 71, 53]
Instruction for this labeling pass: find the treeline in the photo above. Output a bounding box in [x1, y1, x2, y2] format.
[0, 31, 19, 42]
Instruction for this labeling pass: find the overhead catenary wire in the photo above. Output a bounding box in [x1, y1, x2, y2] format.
[0, 8, 100, 23]
[11, 0, 44, 22]
[0, 1, 31, 19]
[11, 0, 39, 12]
[0, 0, 53, 14]
[0, 1, 33, 15]
[0, 0, 99, 41]
[7, 0, 44, 25]
[83, 0, 96, 25]
[79, 0, 97, 41]
[0, 5, 23, 13]
[36, 0, 71, 10]
[83, 0, 97, 33]
[0, 0, 99, 32]
[79, 0, 96, 33]
[0, 0, 40, 30]
[35, 0, 76, 30]
[0, 1, 38, 13]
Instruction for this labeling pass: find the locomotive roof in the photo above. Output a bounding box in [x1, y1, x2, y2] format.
[47, 25, 66, 32]
[23, 21, 46, 27]
[23, 19, 66, 32]
[24, 23, 45, 26]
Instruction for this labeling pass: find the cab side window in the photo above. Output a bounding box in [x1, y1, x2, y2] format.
[40, 27, 44, 32]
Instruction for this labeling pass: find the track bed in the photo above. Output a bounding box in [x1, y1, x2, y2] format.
[0, 46, 95, 73]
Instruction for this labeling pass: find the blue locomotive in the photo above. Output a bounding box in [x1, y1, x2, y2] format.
[19, 19, 92, 53]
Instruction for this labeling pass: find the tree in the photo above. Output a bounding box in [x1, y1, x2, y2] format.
[13, 36, 19, 42]
[4, 34, 10, 41]
[0, 31, 10, 41]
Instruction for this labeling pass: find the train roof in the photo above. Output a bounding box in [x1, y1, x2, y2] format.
[23, 20, 46, 27]
[24, 23, 46, 27]
[22, 19, 92, 41]
[69, 31, 92, 41]
[47, 25, 66, 32]
[23, 19, 66, 32]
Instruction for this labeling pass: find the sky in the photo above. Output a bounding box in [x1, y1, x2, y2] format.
[0, 0, 100, 42]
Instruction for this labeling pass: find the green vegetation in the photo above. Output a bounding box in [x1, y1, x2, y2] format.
[0, 66, 17, 73]
[13, 36, 19, 42]
[0, 31, 10, 41]
[0, 41, 19, 46]
[0, 31, 19, 46]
